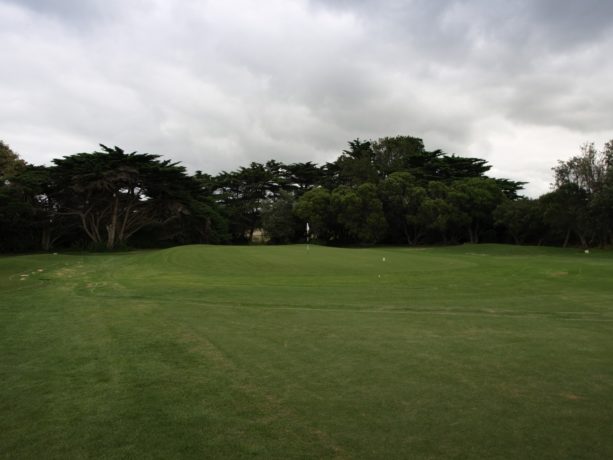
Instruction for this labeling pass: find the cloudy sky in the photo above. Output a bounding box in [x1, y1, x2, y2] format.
[1, 0, 612, 196]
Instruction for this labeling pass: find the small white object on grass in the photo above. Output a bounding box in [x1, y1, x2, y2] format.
[585, 249, 590, 254]
[382, 257, 386, 262]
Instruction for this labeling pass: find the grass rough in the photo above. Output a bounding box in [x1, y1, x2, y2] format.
[1, 244, 612, 458]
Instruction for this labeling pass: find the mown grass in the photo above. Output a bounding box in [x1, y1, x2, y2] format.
[1, 244, 612, 458]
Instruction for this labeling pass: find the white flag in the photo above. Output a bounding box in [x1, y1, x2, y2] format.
[306, 222, 310, 234]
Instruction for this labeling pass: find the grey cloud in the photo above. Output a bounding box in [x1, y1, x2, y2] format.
[311, 0, 613, 44]
[530, 0, 613, 45]
[503, 73, 613, 132]
[1, 0, 149, 25]
[3, 0, 104, 18]
[0, 0, 612, 197]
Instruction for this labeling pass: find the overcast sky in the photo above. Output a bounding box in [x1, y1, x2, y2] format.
[1, 0, 612, 196]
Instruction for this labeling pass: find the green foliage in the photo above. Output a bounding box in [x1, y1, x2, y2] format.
[372, 135, 428, 177]
[0, 141, 35, 251]
[0, 140, 26, 180]
[261, 191, 300, 243]
[295, 184, 388, 244]
[331, 184, 387, 244]
[449, 177, 504, 243]
[10, 134, 613, 250]
[421, 184, 455, 243]
[379, 172, 427, 245]
[50, 145, 218, 250]
[0, 158, 66, 252]
[294, 187, 335, 242]
[0, 186, 36, 252]
[494, 198, 546, 245]
[372, 136, 493, 183]
[541, 184, 591, 247]
[548, 140, 613, 247]
[285, 161, 320, 195]
[335, 139, 378, 185]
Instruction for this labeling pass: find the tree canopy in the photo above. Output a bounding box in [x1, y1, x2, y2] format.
[0, 135, 610, 251]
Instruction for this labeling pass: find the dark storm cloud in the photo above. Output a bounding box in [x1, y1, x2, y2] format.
[1, 0, 612, 197]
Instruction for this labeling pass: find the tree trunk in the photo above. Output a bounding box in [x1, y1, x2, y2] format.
[79, 212, 100, 244]
[41, 228, 51, 252]
[402, 222, 412, 245]
[106, 195, 119, 250]
[468, 226, 478, 244]
[577, 231, 588, 248]
[118, 202, 132, 244]
[563, 228, 571, 248]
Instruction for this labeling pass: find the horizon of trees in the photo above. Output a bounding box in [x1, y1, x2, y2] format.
[1, 136, 612, 252]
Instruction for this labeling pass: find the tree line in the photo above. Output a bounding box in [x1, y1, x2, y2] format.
[1, 136, 611, 252]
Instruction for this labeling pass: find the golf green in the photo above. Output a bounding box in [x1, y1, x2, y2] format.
[1, 244, 612, 458]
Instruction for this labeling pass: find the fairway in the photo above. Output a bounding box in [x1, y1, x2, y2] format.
[1, 244, 612, 458]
